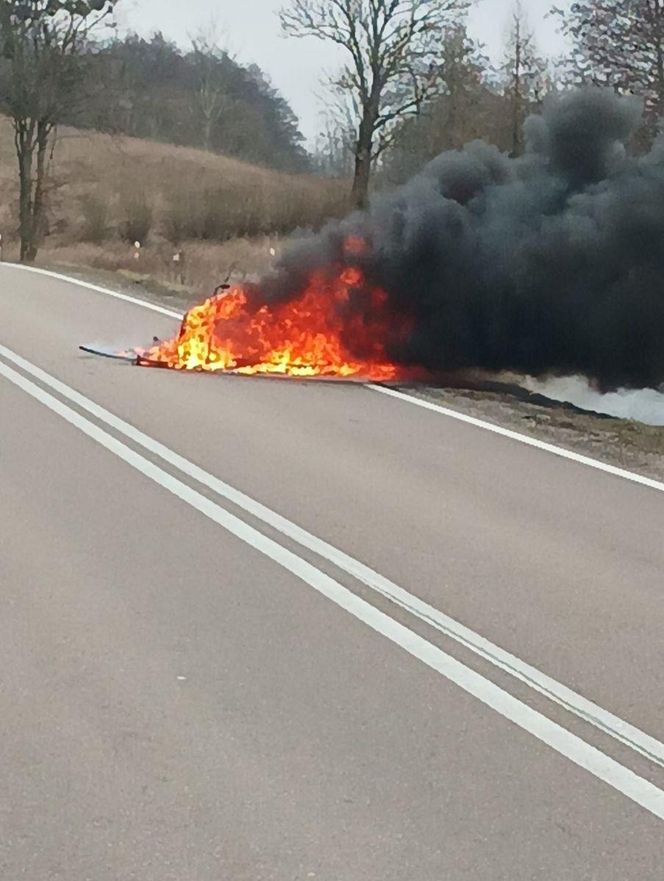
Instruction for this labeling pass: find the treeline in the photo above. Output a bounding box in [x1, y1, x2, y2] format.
[311, 7, 553, 188]
[313, 0, 664, 190]
[60, 33, 309, 173]
[379, 20, 545, 185]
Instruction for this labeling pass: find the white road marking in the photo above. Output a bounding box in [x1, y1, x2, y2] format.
[2, 263, 182, 319]
[368, 384, 664, 494]
[2, 341, 663, 771]
[1, 355, 663, 822]
[5, 262, 662, 495]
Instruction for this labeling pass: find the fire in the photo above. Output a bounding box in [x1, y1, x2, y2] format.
[137, 261, 403, 380]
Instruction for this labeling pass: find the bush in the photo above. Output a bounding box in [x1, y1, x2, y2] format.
[162, 191, 195, 244]
[118, 191, 153, 244]
[79, 194, 110, 243]
[160, 175, 349, 244]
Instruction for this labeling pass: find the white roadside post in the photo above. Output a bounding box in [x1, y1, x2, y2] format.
[172, 249, 184, 284]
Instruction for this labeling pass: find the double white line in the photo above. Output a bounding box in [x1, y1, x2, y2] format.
[1, 339, 663, 821]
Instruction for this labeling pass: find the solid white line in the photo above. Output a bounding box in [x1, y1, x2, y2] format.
[5, 262, 661, 496]
[2, 262, 183, 319]
[2, 342, 664, 773]
[1, 341, 663, 771]
[367, 384, 664, 494]
[1, 356, 663, 822]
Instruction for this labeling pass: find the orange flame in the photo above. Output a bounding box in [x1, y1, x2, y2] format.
[137, 260, 403, 380]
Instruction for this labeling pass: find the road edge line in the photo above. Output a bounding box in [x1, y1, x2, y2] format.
[3, 262, 183, 319]
[367, 384, 664, 494]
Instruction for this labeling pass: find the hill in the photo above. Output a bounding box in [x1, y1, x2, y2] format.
[0, 116, 349, 294]
[63, 33, 310, 173]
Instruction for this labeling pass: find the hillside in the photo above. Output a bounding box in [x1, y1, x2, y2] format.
[55, 33, 310, 173]
[0, 116, 349, 293]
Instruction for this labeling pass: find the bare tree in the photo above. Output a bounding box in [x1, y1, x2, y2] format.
[501, 2, 547, 156]
[554, 0, 664, 137]
[280, 0, 471, 208]
[0, 0, 116, 262]
[313, 105, 356, 176]
[190, 26, 229, 151]
[436, 21, 486, 148]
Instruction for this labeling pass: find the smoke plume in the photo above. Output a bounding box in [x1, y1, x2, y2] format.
[259, 89, 664, 390]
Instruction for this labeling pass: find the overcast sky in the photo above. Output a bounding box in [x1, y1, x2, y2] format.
[119, 0, 568, 143]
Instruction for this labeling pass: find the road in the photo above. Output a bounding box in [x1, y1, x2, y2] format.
[0, 263, 663, 880]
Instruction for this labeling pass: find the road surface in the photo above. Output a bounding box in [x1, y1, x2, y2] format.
[1, 263, 663, 880]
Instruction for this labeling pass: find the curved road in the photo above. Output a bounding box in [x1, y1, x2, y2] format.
[1, 264, 663, 880]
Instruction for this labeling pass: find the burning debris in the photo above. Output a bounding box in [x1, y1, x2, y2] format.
[84, 89, 664, 389]
[134, 261, 406, 380]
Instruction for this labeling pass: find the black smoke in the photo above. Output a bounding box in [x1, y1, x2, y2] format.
[260, 89, 664, 390]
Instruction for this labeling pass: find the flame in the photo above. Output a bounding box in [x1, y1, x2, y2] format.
[137, 259, 403, 381]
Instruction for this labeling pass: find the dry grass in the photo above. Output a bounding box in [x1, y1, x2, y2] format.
[0, 115, 349, 257]
[27, 236, 286, 298]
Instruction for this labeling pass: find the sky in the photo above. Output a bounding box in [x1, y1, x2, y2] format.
[119, 0, 568, 144]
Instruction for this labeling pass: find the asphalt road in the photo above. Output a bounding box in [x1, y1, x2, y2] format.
[1, 263, 663, 880]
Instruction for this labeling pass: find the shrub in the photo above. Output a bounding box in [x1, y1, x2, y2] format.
[118, 191, 153, 244]
[79, 194, 110, 243]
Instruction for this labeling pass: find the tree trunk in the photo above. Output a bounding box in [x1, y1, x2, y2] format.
[351, 104, 378, 210]
[17, 142, 35, 263]
[351, 146, 372, 209]
[15, 118, 53, 263]
[27, 124, 51, 262]
[202, 113, 213, 151]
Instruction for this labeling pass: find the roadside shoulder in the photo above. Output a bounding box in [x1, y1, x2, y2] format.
[401, 384, 664, 484]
